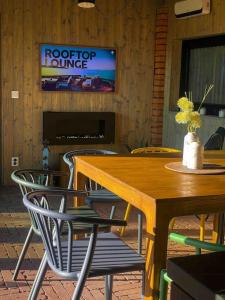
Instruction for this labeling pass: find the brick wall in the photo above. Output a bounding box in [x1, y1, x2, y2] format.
[150, 5, 168, 146]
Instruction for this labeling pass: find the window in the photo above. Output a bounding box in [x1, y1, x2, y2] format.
[180, 35, 225, 116]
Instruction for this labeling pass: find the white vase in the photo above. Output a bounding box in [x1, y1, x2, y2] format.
[187, 141, 203, 169]
[182, 132, 199, 166]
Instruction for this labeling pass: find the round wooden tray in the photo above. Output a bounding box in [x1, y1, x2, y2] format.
[165, 162, 225, 174]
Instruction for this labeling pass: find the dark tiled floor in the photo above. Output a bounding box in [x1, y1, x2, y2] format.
[0, 186, 214, 299]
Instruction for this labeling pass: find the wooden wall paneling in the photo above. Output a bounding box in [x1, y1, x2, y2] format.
[131, 2, 139, 144]
[31, 0, 43, 169]
[114, 6, 124, 145]
[51, 0, 62, 113]
[41, 0, 60, 168]
[139, 0, 156, 147]
[42, 0, 54, 114]
[59, 0, 71, 113]
[120, 23, 131, 146]
[13, 0, 24, 171]
[1, 1, 14, 183]
[23, 0, 33, 169]
[124, 2, 138, 148]
[129, 2, 139, 145]
[66, 0, 76, 112]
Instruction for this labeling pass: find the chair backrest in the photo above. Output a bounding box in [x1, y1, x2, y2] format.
[63, 149, 117, 189]
[131, 147, 181, 154]
[204, 127, 225, 150]
[23, 190, 98, 280]
[11, 169, 82, 234]
[11, 169, 65, 196]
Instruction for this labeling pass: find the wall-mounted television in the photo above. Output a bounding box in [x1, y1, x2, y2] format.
[40, 44, 117, 92]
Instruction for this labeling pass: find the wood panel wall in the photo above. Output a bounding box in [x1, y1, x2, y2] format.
[0, 0, 157, 184]
[163, 0, 225, 149]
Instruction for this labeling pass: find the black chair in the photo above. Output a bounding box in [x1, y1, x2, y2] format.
[204, 127, 225, 150]
[167, 250, 225, 300]
[23, 190, 145, 300]
[63, 149, 121, 219]
[11, 169, 109, 281]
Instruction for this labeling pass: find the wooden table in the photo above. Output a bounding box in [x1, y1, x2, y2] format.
[74, 155, 225, 300]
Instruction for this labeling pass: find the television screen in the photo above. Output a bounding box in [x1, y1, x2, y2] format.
[40, 44, 117, 92]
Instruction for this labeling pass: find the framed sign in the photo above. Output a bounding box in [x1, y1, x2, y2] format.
[40, 44, 117, 92]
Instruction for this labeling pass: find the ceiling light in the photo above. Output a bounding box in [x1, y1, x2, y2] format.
[78, 0, 95, 8]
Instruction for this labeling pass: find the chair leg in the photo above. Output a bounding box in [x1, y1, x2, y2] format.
[72, 275, 88, 300]
[200, 214, 206, 241]
[105, 275, 113, 300]
[110, 205, 116, 219]
[218, 213, 225, 244]
[120, 203, 132, 236]
[212, 213, 220, 243]
[141, 270, 145, 300]
[28, 253, 48, 300]
[159, 269, 168, 300]
[138, 212, 143, 255]
[169, 218, 176, 230]
[12, 226, 34, 281]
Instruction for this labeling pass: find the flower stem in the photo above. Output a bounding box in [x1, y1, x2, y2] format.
[198, 84, 214, 112]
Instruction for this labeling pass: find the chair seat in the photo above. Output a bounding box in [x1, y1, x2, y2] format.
[85, 188, 121, 206]
[52, 232, 145, 278]
[64, 206, 110, 232]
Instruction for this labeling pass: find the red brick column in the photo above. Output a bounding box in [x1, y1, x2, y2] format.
[150, 5, 168, 146]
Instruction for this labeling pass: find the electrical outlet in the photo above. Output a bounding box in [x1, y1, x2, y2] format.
[11, 157, 19, 167]
[11, 91, 19, 99]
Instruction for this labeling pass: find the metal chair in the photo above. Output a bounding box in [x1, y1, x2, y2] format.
[204, 127, 225, 150]
[159, 232, 225, 300]
[11, 169, 109, 281]
[23, 190, 145, 300]
[121, 147, 181, 255]
[64, 149, 146, 256]
[63, 149, 121, 219]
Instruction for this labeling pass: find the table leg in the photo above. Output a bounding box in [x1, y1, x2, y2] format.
[212, 213, 225, 244]
[212, 213, 220, 243]
[144, 212, 170, 300]
[199, 214, 206, 241]
[218, 213, 225, 244]
[74, 170, 86, 207]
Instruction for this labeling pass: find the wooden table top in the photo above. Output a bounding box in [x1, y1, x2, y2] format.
[75, 155, 225, 203]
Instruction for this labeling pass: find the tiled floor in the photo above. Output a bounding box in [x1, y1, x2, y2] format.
[0, 186, 214, 299]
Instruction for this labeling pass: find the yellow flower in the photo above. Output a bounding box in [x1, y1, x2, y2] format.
[175, 86, 214, 132]
[175, 111, 191, 124]
[177, 97, 194, 112]
[190, 111, 201, 129]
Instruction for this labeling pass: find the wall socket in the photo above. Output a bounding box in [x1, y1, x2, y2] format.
[11, 157, 19, 167]
[11, 91, 19, 99]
